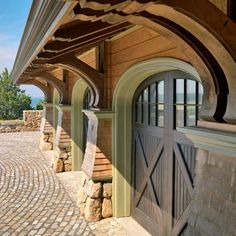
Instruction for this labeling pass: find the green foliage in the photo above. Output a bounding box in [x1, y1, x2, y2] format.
[0, 68, 32, 120]
[35, 99, 44, 110]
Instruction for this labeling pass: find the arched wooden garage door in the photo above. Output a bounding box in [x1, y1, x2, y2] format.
[132, 71, 203, 236]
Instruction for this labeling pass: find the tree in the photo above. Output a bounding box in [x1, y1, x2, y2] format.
[0, 69, 32, 120]
[35, 99, 44, 110]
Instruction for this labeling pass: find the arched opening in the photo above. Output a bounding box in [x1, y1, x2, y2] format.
[112, 58, 202, 219]
[71, 79, 90, 171]
[20, 84, 45, 108]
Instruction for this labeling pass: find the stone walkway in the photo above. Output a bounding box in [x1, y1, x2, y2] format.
[0, 132, 126, 236]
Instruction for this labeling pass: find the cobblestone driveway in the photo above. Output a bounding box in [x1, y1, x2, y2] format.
[0, 132, 124, 236]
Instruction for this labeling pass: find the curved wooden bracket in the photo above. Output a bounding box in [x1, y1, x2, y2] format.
[20, 79, 52, 103]
[51, 55, 104, 107]
[33, 71, 67, 104]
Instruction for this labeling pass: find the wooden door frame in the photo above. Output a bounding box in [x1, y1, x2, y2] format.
[112, 58, 201, 218]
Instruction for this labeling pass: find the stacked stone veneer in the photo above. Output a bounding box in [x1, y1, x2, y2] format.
[79, 111, 113, 221]
[0, 110, 42, 133]
[77, 172, 112, 221]
[39, 105, 54, 151]
[186, 150, 236, 236]
[53, 106, 72, 173]
[53, 147, 72, 172]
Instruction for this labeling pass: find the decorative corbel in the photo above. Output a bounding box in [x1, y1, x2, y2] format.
[33, 71, 68, 104]
[50, 55, 104, 108]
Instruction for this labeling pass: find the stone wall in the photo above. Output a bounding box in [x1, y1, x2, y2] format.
[53, 107, 72, 173]
[39, 105, 54, 151]
[0, 110, 42, 133]
[53, 147, 72, 172]
[186, 150, 236, 236]
[39, 133, 54, 151]
[77, 172, 112, 221]
[23, 110, 42, 130]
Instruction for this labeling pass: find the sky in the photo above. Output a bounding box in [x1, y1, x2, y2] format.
[0, 0, 44, 98]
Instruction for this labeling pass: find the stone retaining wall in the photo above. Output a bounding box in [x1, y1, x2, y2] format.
[0, 110, 42, 133]
[77, 172, 112, 221]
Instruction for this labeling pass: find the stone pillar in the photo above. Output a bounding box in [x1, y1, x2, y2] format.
[77, 110, 113, 221]
[178, 123, 236, 236]
[39, 103, 54, 151]
[53, 105, 72, 173]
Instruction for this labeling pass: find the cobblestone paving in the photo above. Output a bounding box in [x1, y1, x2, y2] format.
[54, 171, 126, 236]
[0, 132, 126, 236]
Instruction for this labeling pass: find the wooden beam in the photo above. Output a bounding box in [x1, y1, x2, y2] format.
[38, 35, 116, 60]
[33, 71, 67, 103]
[37, 22, 129, 59]
[53, 20, 112, 41]
[52, 55, 103, 84]
[22, 66, 55, 78]
[74, 0, 152, 13]
[228, 0, 236, 22]
[31, 58, 48, 65]
[51, 55, 103, 106]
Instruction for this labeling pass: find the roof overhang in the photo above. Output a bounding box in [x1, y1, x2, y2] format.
[12, 0, 77, 83]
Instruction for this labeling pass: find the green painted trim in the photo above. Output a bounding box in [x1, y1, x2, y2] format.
[112, 58, 201, 217]
[53, 89, 60, 149]
[82, 109, 114, 119]
[42, 102, 54, 108]
[71, 79, 88, 171]
[55, 104, 72, 111]
[178, 127, 236, 157]
[91, 176, 113, 182]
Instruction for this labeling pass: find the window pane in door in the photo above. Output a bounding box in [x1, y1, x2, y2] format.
[150, 104, 156, 126]
[187, 80, 196, 104]
[143, 103, 149, 125]
[143, 88, 149, 103]
[158, 81, 164, 103]
[187, 105, 196, 126]
[176, 79, 184, 104]
[158, 104, 164, 127]
[136, 102, 141, 124]
[150, 83, 156, 104]
[176, 105, 184, 127]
